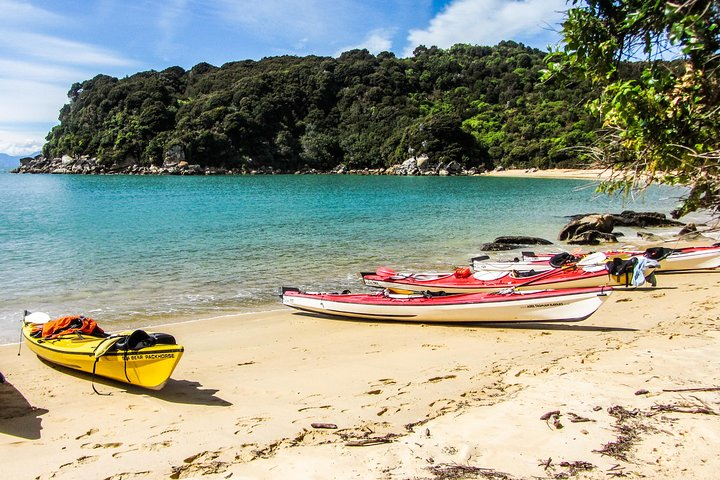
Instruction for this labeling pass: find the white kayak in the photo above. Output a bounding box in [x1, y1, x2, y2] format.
[281, 286, 613, 323]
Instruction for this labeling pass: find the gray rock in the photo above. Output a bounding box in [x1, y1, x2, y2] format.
[163, 144, 185, 167]
[399, 158, 419, 175]
[493, 236, 553, 245]
[479, 242, 518, 251]
[415, 155, 432, 172]
[559, 214, 614, 241]
[445, 160, 463, 174]
[678, 223, 697, 236]
[567, 230, 618, 245]
[614, 210, 683, 227]
[638, 232, 663, 242]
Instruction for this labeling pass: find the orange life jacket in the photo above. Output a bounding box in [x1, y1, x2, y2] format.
[34, 315, 105, 339]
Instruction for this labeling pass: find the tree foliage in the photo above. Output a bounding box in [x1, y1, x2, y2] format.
[45, 42, 600, 173]
[546, 0, 720, 217]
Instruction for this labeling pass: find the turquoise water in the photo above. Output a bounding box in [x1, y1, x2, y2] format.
[0, 173, 689, 343]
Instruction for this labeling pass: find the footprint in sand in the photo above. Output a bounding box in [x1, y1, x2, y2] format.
[426, 375, 457, 383]
[148, 428, 178, 439]
[112, 447, 140, 458]
[143, 440, 172, 451]
[75, 428, 99, 440]
[81, 442, 123, 449]
[75, 455, 99, 465]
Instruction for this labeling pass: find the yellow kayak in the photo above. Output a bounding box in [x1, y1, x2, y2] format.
[22, 312, 184, 390]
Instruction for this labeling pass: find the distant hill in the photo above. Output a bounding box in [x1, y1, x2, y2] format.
[0, 152, 39, 171]
[43, 42, 602, 173]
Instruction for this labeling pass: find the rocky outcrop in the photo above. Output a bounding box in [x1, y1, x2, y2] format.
[12, 151, 491, 177]
[478, 242, 518, 251]
[12, 154, 254, 175]
[567, 210, 683, 228]
[388, 155, 483, 176]
[637, 231, 664, 242]
[560, 211, 696, 245]
[493, 236, 553, 245]
[480, 236, 553, 251]
[612, 210, 684, 227]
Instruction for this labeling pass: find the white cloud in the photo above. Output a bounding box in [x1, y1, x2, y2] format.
[1, 0, 63, 25]
[335, 29, 395, 57]
[0, 59, 86, 83]
[214, 0, 334, 39]
[212, 0, 378, 54]
[0, 127, 50, 156]
[404, 0, 566, 56]
[0, 2, 137, 155]
[0, 79, 67, 123]
[0, 31, 135, 67]
[156, 0, 190, 60]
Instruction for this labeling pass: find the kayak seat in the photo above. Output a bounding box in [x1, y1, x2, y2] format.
[112, 330, 176, 351]
[510, 269, 539, 278]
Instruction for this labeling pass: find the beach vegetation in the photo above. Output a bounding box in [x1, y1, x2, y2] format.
[545, 0, 720, 217]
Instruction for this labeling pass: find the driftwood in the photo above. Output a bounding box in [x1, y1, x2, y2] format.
[661, 386, 720, 393]
[651, 398, 716, 415]
[539, 410, 560, 420]
[652, 405, 716, 415]
[567, 412, 594, 423]
[344, 433, 397, 446]
[310, 423, 337, 429]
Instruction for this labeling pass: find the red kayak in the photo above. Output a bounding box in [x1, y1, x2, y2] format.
[362, 257, 658, 293]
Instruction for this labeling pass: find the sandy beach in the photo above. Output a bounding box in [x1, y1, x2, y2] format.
[2, 265, 719, 479]
[484, 168, 613, 180]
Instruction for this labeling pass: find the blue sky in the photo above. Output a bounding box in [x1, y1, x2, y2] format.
[0, 0, 567, 156]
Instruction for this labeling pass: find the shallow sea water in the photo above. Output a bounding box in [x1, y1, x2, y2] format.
[0, 173, 692, 343]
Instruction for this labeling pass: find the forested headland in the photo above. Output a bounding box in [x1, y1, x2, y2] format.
[29, 42, 609, 175]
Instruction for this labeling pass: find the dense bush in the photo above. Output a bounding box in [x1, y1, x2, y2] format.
[44, 42, 600, 171]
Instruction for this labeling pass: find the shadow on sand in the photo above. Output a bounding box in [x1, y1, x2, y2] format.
[35, 357, 232, 406]
[290, 312, 637, 332]
[0, 379, 48, 440]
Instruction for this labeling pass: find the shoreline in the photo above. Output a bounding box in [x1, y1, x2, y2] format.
[483, 167, 612, 180]
[2, 270, 720, 479]
[12, 155, 612, 180]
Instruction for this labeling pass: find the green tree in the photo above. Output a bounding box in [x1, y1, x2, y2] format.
[546, 0, 720, 217]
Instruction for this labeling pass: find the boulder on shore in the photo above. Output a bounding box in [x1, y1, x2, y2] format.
[559, 214, 614, 241]
[613, 210, 684, 227]
[493, 236, 553, 246]
[479, 235, 553, 251]
[566, 230, 618, 245]
[479, 242, 518, 251]
[567, 210, 684, 228]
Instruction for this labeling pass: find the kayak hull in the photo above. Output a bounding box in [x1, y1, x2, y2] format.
[22, 319, 184, 390]
[282, 287, 612, 323]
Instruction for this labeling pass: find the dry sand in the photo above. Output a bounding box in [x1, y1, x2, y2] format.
[2, 267, 720, 480]
[483, 168, 613, 180]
